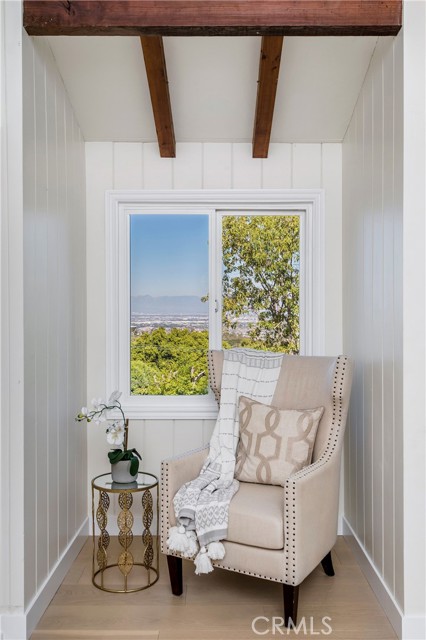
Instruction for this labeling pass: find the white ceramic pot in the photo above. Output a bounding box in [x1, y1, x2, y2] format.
[111, 460, 138, 484]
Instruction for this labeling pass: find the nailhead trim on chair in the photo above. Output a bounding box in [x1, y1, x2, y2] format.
[160, 446, 209, 555]
[283, 479, 297, 584]
[283, 355, 348, 585]
[207, 349, 221, 405]
[160, 460, 168, 555]
[215, 563, 282, 582]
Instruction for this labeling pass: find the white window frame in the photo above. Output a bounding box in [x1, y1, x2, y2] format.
[106, 189, 325, 419]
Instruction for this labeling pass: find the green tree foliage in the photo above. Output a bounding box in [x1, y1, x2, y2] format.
[222, 215, 300, 353]
[131, 328, 209, 395]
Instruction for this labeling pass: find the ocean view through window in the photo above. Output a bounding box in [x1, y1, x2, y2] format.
[130, 214, 210, 396]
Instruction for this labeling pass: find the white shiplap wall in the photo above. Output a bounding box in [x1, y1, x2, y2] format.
[0, 1, 25, 622]
[342, 35, 404, 609]
[86, 141, 343, 496]
[23, 34, 87, 609]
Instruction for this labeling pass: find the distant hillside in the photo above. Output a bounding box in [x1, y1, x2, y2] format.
[131, 295, 207, 315]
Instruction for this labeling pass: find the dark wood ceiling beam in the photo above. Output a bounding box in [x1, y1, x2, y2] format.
[23, 1, 402, 37]
[253, 36, 283, 159]
[140, 36, 175, 158]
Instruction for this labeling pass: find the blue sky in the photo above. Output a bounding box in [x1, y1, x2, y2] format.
[130, 214, 209, 297]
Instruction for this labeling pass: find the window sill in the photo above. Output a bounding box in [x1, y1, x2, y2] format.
[119, 396, 219, 421]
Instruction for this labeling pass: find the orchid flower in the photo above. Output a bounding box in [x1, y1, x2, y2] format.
[91, 397, 103, 411]
[106, 425, 125, 447]
[75, 390, 130, 451]
[108, 390, 122, 404]
[75, 390, 141, 473]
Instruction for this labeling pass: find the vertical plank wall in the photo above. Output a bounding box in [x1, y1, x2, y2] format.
[23, 34, 87, 608]
[342, 35, 404, 608]
[86, 141, 343, 522]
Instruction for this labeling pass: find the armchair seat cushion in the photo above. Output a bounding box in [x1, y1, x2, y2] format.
[227, 482, 284, 550]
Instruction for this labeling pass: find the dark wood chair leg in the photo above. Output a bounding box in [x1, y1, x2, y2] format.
[283, 584, 299, 627]
[167, 555, 183, 595]
[321, 551, 335, 576]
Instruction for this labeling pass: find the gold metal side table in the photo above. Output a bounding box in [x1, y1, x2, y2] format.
[91, 472, 159, 593]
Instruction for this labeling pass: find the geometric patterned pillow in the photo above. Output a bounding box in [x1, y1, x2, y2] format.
[235, 396, 324, 486]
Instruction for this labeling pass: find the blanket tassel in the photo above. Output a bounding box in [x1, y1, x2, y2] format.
[207, 541, 225, 560]
[167, 525, 199, 559]
[167, 525, 190, 554]
[194, 546, 214, 575]
[183, 530, 199, 558]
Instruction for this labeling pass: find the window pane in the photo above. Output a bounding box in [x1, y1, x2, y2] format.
[130, 214, 209, 395]
[222, 215, 300, 354]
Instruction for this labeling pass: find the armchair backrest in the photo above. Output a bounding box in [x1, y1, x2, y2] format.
[207, 350, 353, 462]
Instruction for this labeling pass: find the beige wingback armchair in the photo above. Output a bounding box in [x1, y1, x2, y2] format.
[161, 351, 353, 625]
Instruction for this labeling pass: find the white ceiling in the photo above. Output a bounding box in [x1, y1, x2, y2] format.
[47, 35, 378, 144]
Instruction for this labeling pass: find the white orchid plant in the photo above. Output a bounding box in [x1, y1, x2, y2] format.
[76, 391, 142, 475]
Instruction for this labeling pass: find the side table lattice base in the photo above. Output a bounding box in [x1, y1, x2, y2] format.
[91, 472, 159, 594]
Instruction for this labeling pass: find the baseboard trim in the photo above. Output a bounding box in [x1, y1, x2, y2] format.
[26, 517, 89, 638]
[0, 612, 27, 640]
[342, 517, 426, 640]
[0, 518, 89, 640]
[342, 517, 402, 638]
[401, 616, 426, 640]
[31, 632, 158, 638]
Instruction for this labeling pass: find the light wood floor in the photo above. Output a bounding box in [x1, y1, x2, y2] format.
[31, 536, 396, 640]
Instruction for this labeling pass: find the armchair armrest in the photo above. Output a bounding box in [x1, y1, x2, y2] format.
[283, 450, 341, 586]
[283, 355, 352, 585]
[160, 446, 209, 554]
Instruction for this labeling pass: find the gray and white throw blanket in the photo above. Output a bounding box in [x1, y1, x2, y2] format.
[167, 348, 284, 574]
